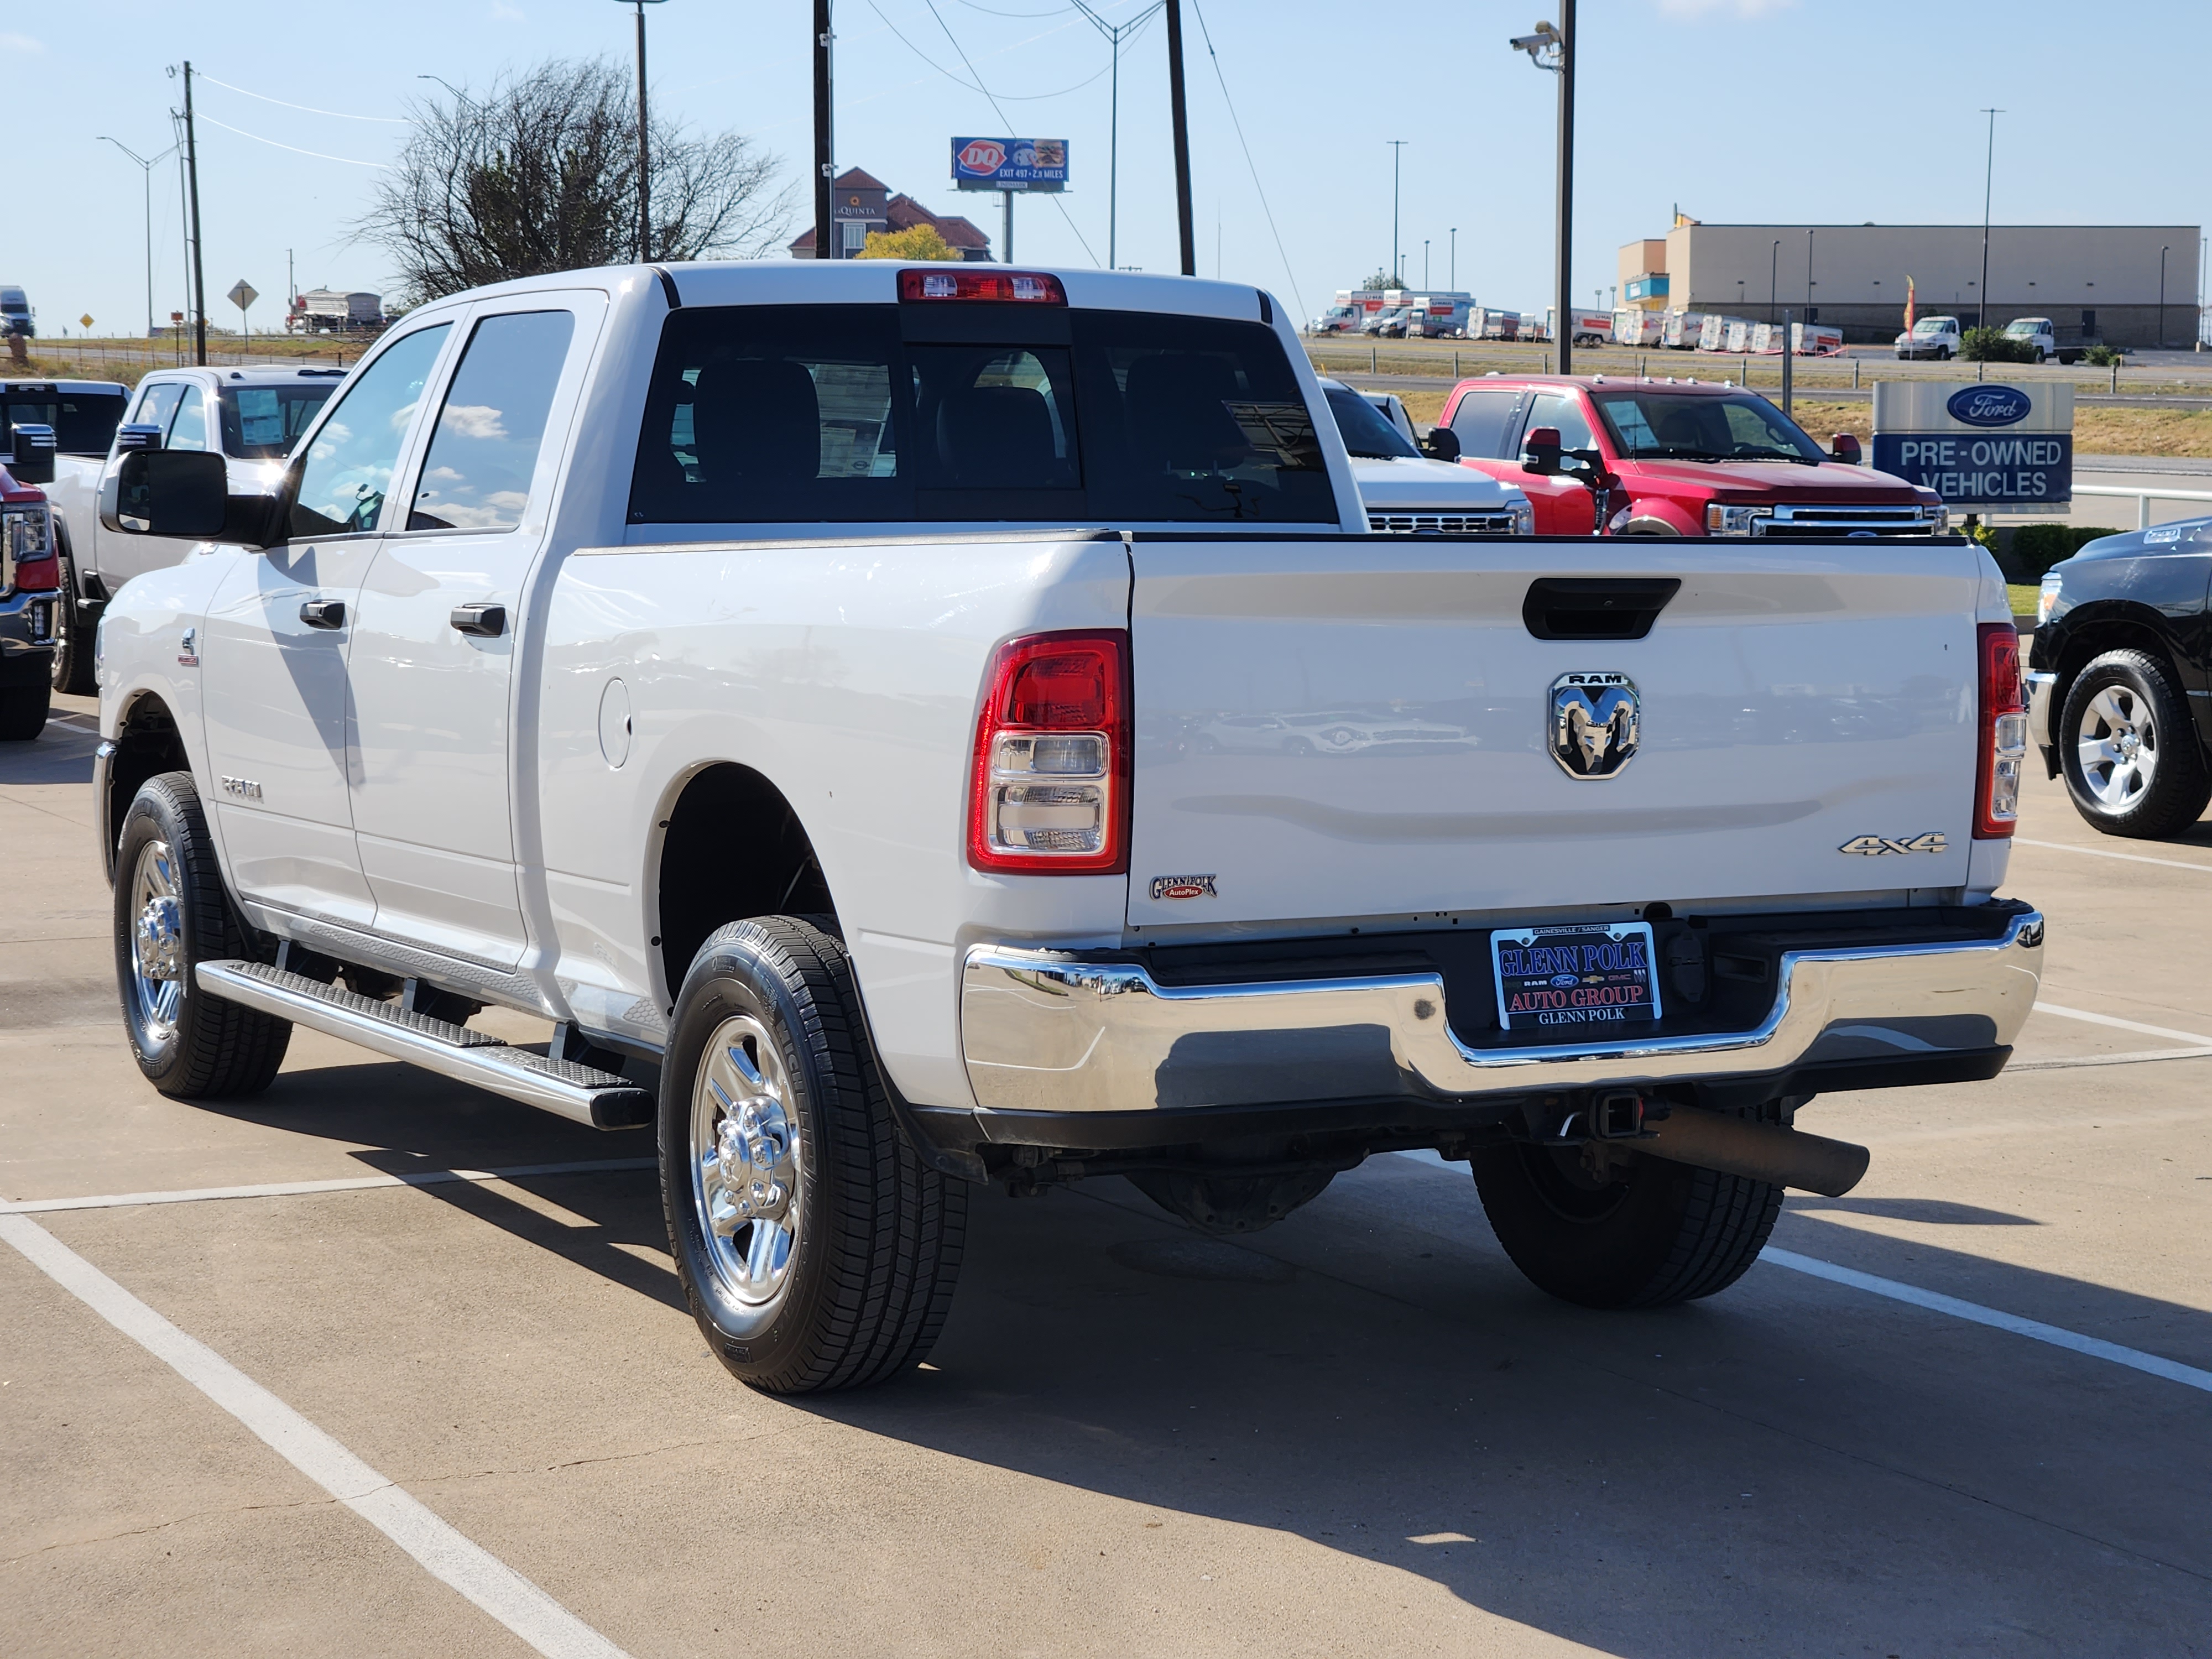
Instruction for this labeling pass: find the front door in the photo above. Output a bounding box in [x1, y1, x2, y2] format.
[101, 379, 202, 588]
[347, 300, 591, 967]
[199, 325, 454, 926]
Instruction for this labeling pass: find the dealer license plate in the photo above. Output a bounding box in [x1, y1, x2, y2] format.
[1491, 921, 1662, 1033]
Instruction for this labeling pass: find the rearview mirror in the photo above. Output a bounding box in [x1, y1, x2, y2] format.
[1420, 426, 1462, 463]
[1521, 425, 1565, 476]
[7, 422, 55, 486]
[1830, 433, 1862, 465]
[102, 450, 231, 539]
[114, 422, 165, 453]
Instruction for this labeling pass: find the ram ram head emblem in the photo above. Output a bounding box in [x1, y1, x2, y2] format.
[1548, 672, 1641, 779]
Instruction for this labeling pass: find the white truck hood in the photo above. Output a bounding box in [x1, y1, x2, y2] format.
[1350, 455, 1522, 513]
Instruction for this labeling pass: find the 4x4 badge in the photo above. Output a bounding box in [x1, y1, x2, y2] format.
[1839, 832, 1948, 855]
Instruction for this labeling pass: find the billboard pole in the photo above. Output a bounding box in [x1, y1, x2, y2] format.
[1003, 190, 1013, 264]
[1165, 0, 1195, 276]
[812, 0, 833, 259]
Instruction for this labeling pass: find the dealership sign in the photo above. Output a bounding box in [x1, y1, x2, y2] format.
[952, 137, 1069, 192]
[1870, 380, 2073, 508]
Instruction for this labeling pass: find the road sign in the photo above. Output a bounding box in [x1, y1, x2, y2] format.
[227, 279, 259, 311]
[1870, 380, 2074, 508]
[951, 137, 1068, 192]
[79, 314, 93, 330]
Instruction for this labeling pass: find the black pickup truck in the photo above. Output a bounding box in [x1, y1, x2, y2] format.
[2027, 518, 2212, 837]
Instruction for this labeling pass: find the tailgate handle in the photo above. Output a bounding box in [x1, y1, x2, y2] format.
[1522, 577, 1680, 641]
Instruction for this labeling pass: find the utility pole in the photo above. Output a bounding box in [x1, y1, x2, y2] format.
[615, 1, 667, 263]
[812, 0, 833, 260]
[1165, 0, 1195, 276]
[98, 137, 174, 340]
[1387, 140, 1407, 289]
[182, 62, 207, 366]
[1554, 1, 1576, 375]
[1978, 108, 2002, 331]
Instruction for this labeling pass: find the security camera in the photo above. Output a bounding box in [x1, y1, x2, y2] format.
[1509, 21, 1563, 67]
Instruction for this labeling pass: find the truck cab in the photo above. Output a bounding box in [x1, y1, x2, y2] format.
[1441, 373, 1945, 538]
[1897, 315, 1963, 360]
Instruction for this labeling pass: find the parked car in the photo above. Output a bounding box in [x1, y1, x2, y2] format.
[1318, 378, 1531, 535]
[2027, 520, 2212, 837]
[1439, 373, 1947, 537]
[44, 366, 345, 694]
[94, 259, 2042, 1395]
[0, 422, 59, 738]
[1896, 315, 1963, 360]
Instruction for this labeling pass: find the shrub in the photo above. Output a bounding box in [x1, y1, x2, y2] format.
[2081, 342, 2124, 368]
[2012, 523, 2122, 581]
[855, 223, 958, 261]
[1960, 327, 2036, 363]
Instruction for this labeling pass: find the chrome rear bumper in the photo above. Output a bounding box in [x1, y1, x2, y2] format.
[2025, 670, 2059, 771]
[959, 911, 2044, 1115]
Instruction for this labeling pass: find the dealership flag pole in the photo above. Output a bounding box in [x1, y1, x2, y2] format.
[1977, 108, 2001, 332]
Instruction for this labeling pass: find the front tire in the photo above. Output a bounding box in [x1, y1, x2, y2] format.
[2059, 649, 2212, 838]
[0, 680, 48, 741]
[1472, 1105, 1785, 1308]
[50, 547, 95, 696]
[661, 916, 966, 1394]
[113, 773, 290, 1097]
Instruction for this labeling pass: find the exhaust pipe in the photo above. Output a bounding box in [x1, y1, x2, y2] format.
[1638, 1103, 1869, 1198]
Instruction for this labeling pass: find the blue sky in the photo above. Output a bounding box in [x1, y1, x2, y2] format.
[11, 0, 2208, 336]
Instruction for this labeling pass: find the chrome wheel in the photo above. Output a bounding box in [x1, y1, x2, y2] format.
[690, 1014, 802, 1312]
[2075, 682, 2161, 811]
[128, 837, 185, 1040]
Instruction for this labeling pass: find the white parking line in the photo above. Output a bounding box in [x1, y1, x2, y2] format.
[2034, 1003, 2212, 1046]
[0, 1212, 633, 1658]
[1390, 1150, 2212, 1396]
[0, 1157, 656, 1215]
[2009, 1046, 2212, 1072]
[2015, 837, 2212, 874]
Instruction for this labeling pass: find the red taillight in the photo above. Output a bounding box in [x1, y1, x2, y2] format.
[968, 631, 1129, 875]
[1975, 621, 2027, 839]
[900, 269, 1067, 305]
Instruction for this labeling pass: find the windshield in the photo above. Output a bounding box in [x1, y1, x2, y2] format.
[1323, 383, 1418, 459]
[1592, 390, 1827, 464]
[1912, 318, 1954, 336]
[2004, 319, 2042, 335]
[218, 382, 338, 460]
[6, 392, 127, 456]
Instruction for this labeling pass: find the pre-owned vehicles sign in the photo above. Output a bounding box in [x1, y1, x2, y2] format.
[1870, 380, 2073, 507]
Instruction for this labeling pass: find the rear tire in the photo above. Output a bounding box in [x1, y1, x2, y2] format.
[1472, 1104, 1785, 1308]
[661, 916, 966, 1394]
[0, 681, 50, 741]
[2059, 649, 2212, 838]
[49, 548, 96, 696]
[113, 772, 290, 1098]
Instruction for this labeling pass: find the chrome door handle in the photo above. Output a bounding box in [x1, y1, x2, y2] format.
[299, 599, 345, 629]
[449, 602, 505, 638]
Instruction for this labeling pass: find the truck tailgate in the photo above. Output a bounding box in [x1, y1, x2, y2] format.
[1128, 537, 1986, 928]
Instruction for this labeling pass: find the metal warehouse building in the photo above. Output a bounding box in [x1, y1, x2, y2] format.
[1624, 222, 2203, 347]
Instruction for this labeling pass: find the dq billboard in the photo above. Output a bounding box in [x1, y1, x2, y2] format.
[952, 137, 1069, 192]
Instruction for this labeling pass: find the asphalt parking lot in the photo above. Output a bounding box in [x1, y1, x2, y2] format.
[6, 688, 2211, 1657]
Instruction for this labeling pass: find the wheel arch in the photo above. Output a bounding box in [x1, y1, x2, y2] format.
[2042, 603, 2200, 748]
[101, 690, 191, 885]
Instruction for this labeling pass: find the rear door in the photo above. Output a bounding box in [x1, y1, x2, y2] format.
[1505, 392, 1598, 535]
[1126, 538, 1985, 930]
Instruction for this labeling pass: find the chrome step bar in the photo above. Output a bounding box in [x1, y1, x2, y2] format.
[196, 959, 653, 1130]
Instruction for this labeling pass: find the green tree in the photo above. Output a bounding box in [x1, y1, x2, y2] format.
[856, 223, 959, 262]
[1359, 269, 1393, 290]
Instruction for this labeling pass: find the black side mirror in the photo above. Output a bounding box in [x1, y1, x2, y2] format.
[102, 450, 232, 538]
[1421, 425, 1462, 463]
[8, 422, 55, 486]
[1521, 424, 1565, 476]
[1830, 433, 1863, 465]
[114, 422, 165, 453]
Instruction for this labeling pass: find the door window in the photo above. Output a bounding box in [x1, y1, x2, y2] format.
[1447, 388, 1520, 458]
[407, 310, 576, 531]
[289, 325, 451, 538]
[165, 386, 210, 452]
[1520, 392, 1594, 453]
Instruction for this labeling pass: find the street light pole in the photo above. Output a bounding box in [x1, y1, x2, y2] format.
[98, 135, 176, 340]
[1770, 239, 1778, 326]
[613, 1, 667, 263]
[1449, 227, 1457, 291]
[1978, 107, 2002, 332]
[1506, 7, 1575, 374]
[2159, 244, 2171, 348]
[1072, 2, 1156, 272]
[1387, 140, 1407, 289]
[812, 0, 833, 260]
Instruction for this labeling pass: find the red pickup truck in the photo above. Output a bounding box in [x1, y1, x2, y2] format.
[1438, 374, 1947, 538]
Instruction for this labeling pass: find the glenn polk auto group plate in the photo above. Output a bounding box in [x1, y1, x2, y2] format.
[1491, 921, 1661, 1032]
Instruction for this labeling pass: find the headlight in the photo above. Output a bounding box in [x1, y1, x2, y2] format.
[1704, 503, 1772, 535]
[3, 505, 48, 560]
[2038, 571, 2064, 627]
[1926, 504, 1950, 533]
[1507, 498, 1535, 536]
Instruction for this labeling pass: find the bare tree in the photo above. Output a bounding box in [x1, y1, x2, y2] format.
[362, 59, 791, 302]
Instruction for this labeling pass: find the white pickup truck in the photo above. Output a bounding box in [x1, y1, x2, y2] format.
[93, 260, 2044, 1395]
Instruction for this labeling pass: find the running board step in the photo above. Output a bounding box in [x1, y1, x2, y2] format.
[196, 959, 653, 1130]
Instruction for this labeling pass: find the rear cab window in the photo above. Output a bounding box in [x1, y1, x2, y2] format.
[3, 389, 127, 456]
[628, 304, 1336, 526]
[219, 382, 338, 460]
[1447, 387, 1522, 458]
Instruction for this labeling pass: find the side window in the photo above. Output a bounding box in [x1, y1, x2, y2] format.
[1448, 389, 1520, 458]
[165, 387, 210, 452]
[1521, 392, 1594, 453]
[407, 310, 576, 531]
[289, 325, 451, 539]
[133, 381, 185, 437]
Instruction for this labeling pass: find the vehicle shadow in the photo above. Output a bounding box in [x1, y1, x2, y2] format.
[1785, 1194, 2039, 1225]
[0, 716, 98, 786]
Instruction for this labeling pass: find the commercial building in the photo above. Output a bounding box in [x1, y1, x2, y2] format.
[1621, 221, 2204, 346]
[788, 167, 994, 262]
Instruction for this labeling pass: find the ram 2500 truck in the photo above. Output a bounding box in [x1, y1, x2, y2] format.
[94, 260, 2044, 1395]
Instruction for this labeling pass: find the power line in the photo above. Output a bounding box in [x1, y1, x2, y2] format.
[915, 0, 1102, 265]
[1188, 0, 1304, 321]
[860, 1, 1114, 100]
[193, 72, 407, 123]
[195, 113, 391, 168]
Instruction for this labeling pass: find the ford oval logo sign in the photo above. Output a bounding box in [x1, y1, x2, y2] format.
[1947, 386, 2032, 427]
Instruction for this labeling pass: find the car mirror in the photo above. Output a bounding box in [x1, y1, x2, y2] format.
[1830, 433, 1862, 465]
[101, 448, 282, 548]
[7, 422, 55, 486]
[1421, 426, 1462, 463]
[114, 422, 165, 454]
[1521, 425, 1565, 476]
